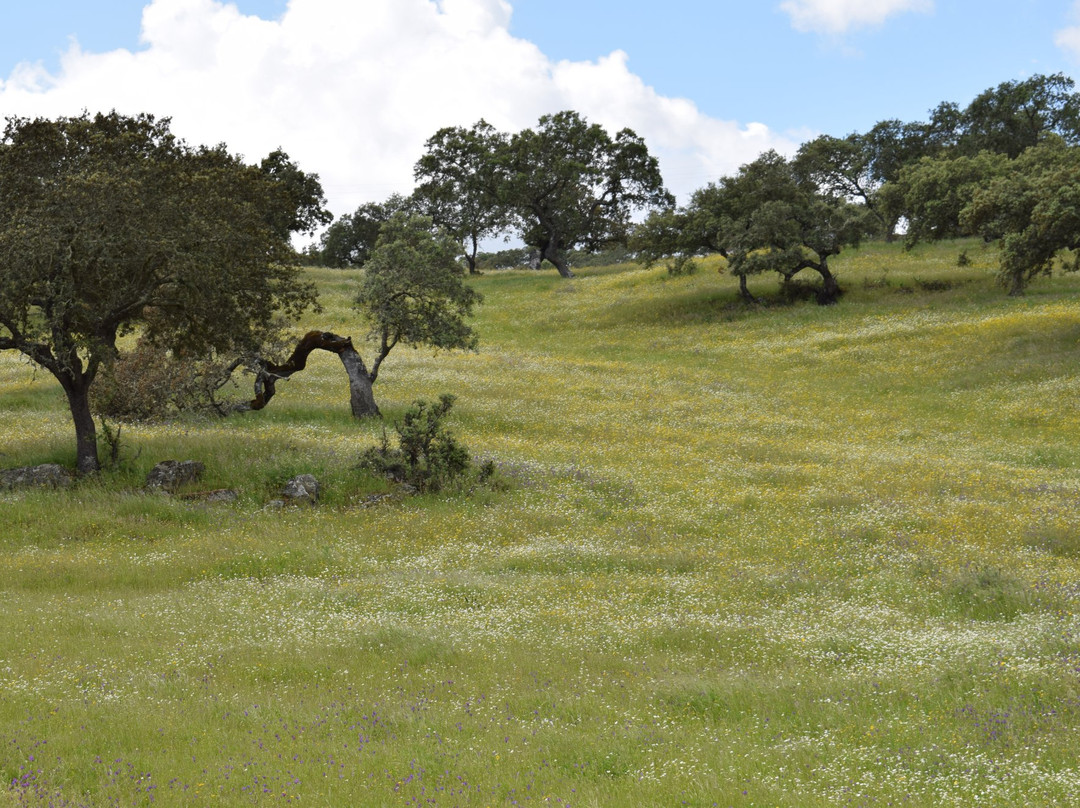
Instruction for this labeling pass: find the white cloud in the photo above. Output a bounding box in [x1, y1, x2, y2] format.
[779, 0, 932, 34]
[1056, 2, 1080, 61]
[0, 0, 796, 220]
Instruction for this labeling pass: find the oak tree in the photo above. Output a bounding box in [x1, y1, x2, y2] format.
[0, 112, 319, 472]
[348, 213, 482, 416]
[496, 111, 672, 277]
[413, 120, 510, 275]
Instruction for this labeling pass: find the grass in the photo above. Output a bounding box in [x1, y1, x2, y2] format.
[3, 239, 1080, 806]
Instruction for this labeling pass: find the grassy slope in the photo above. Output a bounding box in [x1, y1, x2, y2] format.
[3, 239, 1080, 806]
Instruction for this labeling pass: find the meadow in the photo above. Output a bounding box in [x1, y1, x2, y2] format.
[2, 240, 1080, 807]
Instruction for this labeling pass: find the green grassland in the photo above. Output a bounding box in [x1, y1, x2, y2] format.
[3, 240, 1080, 806]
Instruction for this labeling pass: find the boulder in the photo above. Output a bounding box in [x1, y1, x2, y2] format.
[146, 460, 205, 492]
[0, 463, 73, 491]
[282, 474, 319, 505]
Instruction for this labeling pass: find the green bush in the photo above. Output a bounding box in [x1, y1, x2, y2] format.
[359, 394, 491, 493]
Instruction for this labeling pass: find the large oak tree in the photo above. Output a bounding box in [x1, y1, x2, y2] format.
[495, 111, 672, 278]
[0, 112, 320, 473]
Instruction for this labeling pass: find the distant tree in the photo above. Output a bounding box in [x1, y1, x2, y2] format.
[348, 213, 482, 416]
[633, 151, 870, 303]
[881, 150, 1009, 246]
[319, 193, 415, 268]
[0, 112, 318, 472]
[962, 137, 1080, 295]
[259, 148, 333, 239]
[721, 151, 872, 304]
[795, 133, 892, 236]
[413, 120, 510, 275]
[495, 111, 673, 277]
[957, 73, 1080, 158]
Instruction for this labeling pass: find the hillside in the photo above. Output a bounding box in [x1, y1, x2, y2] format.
[3, 240, 1080, 806]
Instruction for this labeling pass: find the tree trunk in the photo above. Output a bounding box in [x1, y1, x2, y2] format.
[466, 236, 482, 275]
[62, 378, 100, 474]
[812, 259, 841, 305]
[737, 273, 758, 304]
[542, 241, 574, 278]
[816, 269, 840, 304]
[338, 347, 380, 418]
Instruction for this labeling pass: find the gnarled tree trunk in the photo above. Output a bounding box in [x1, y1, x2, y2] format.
[233, 330, 381, 418]
[338, 346, 380, 417]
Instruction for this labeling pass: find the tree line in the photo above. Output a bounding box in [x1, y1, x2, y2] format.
[315, 110, 672, 278]
[630, 72, 1080, 301]
[313, 73, 1080, 304]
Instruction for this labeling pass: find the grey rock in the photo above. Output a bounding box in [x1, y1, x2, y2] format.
[146, 460, 205, 492]
[282, 474, 319, 504]
[0, 463, 74, 491]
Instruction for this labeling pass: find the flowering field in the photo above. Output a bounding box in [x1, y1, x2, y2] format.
[3, 240, 1080, 806]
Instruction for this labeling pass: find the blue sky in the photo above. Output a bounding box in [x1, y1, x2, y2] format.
[2, 0, 1078, 217]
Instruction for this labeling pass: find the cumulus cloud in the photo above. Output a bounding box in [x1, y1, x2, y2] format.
[779, 0, 933, 34]
[0, 0, 797, 218]
[1056, 2, 1080, 61]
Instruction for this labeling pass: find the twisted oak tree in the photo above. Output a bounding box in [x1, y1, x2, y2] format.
[237, 214, 481, 419]
[236, 330, 379, 418]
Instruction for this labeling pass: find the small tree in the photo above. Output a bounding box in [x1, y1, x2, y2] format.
[0, 112, 318, 472]
[413, 121, 510, 275]
[347, 213, 482, 416]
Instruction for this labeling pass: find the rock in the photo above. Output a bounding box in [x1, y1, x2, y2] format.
[0, 463, 73, 491]
[179, 488, 238, 504]
[146, 460, 205, 492]
[282, 474, 319, 504]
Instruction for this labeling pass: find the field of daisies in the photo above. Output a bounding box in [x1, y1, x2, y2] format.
[3, 240, 1080, 807]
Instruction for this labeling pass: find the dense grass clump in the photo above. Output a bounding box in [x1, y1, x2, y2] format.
[3, 240, 1080, 806]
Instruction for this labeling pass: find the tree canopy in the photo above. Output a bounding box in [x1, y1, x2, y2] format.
[634, 150, 871, 302]
[0, 112, 321, 472]
[962, 137, 1080, 294]
[413, 120, 510, 275]
[319, 193, 415, 268]
[347, 213, 483, 416]
[494, 111, 673, 277]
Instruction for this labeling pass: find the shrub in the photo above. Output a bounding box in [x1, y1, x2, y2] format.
[90, 338, 211, 421]
[359, 394, 490, 493]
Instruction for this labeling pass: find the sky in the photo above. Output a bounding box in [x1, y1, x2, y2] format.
[2, 0, 1079, 236]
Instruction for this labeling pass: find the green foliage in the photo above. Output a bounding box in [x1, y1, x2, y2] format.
[883, 150, 1009, 245]
[358, 394, 480, 492]
[640, 150, 872, 302]
[494, 110, 673, 277]
[318, 193, 415, 268]
[0, 112, 318, 471]
[957, 72, 1080, 158]
[413, 120, 510, 273]
[258, 148, 333, 239]
[963, 137, 1080, 294]
[356, 213, 483, 369]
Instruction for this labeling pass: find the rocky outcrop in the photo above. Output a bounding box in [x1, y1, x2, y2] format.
[0, 463, 74, 491]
